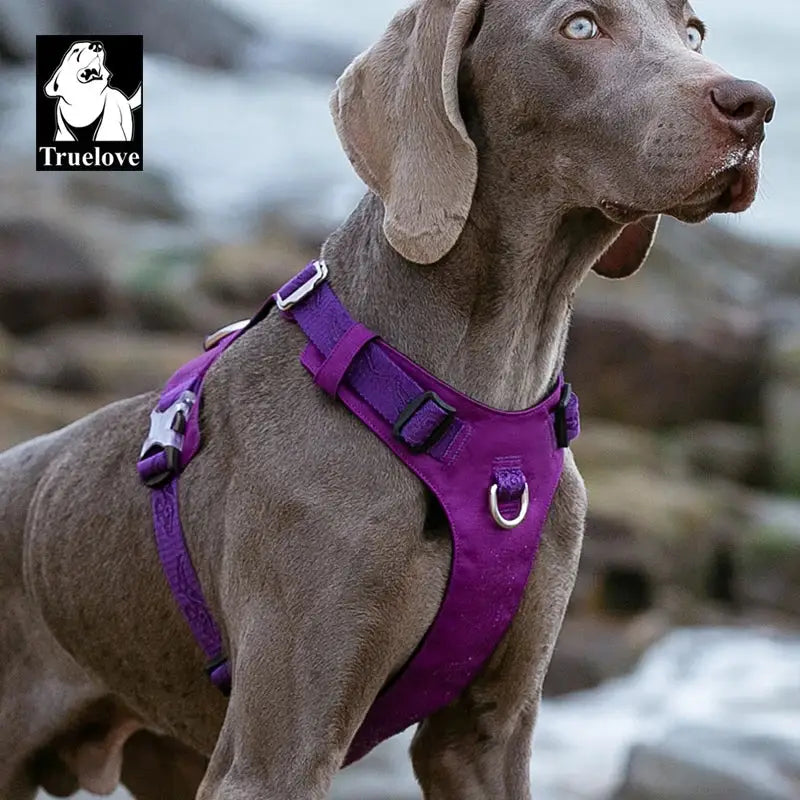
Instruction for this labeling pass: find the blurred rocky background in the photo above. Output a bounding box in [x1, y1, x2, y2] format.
[1, 0, 798, 798]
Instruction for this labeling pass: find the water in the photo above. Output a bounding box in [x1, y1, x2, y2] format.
[53, 628, 800, 799]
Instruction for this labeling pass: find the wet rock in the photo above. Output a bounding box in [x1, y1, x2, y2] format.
[0, 219, 107, 334]
[614, 727, 800, 800]
[65, 172, 186, 223]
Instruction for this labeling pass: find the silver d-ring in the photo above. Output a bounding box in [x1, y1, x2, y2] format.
[489, 483, 530, 530]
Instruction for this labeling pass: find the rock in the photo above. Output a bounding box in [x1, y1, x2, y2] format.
[574, 464, 800, 622]
[116, 247, 253, 334]
[566, 307, 765, 427]
[65, 172, 186, 223]
[544, 614, 670, 696]
[0, 325, 13, 375]
[764, 326, 800, 493]
[0, 220, 108, 334]
[1, 0, 351, 75]
[738, 495, 800, 617]
[571, 420, 667, 476]
[9, 325, 201, 397]
[565, 464, 800, 627]
[580, 469, 739, 591]
[55, 0, 257, 70]
[613, 728, 800, 800]
[568, 217, 783, 429]
[199, 224, 318, 306]
[0, 383, 106, 452]
[670, 422, 765, 486]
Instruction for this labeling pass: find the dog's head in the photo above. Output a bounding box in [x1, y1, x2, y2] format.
[331, 0, 775, 276]
[45, 41, 110, 102]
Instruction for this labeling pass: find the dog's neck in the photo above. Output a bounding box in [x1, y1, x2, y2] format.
[322, 190, 617, 410]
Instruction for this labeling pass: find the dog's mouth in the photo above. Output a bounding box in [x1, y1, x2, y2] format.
[77, 56, 104, 84]
[666, 150, 760, 223]
[600, 148, 761, 225]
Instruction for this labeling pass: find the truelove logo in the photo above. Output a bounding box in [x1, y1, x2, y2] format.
[36, 35, 143, 171]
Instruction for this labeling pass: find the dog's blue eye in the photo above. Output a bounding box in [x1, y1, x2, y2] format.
[563, 15, 600, 40]
[687, 24, 704, 51]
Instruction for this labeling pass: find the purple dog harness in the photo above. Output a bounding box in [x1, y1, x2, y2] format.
[138, 260, 580, 764]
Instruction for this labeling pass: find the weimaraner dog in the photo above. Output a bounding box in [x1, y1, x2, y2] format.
[0, 0, 774, 797]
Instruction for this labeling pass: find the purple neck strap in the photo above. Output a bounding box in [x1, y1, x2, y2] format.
[138, 260, 580, 764]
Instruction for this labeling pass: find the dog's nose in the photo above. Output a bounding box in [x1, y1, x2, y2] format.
[710, 79, 776, 144]
[89, 41, 103, 52]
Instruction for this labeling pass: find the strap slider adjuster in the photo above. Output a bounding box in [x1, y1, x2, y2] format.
[393, 391, 456, 454]
[275, 260, 329, 312]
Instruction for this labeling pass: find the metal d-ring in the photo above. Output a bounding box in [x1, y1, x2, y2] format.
[489, 482, 530, 530]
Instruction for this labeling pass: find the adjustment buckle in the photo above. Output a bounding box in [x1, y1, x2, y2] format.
[275, 260, 329, 311]
[393, 391, 456, 454]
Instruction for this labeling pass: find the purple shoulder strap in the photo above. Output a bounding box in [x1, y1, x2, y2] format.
[138, 261, 580, 764]
[137, 325, 252, 691]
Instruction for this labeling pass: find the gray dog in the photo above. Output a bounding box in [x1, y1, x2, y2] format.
[0, 0, 775, 797]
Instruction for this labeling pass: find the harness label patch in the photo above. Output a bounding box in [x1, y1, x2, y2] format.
[36, 35, 143, 171]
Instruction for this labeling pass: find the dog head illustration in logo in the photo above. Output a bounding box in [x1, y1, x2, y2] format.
[44, 41, 142, 142]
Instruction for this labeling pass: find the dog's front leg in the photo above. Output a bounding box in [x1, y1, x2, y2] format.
[194, 608, 398, 800]
[410, 688, 539, 800]
[196, 686, 349, 799]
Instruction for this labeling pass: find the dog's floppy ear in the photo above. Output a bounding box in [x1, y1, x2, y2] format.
[330, 0, 483, 265]
[592, 216, 661, 279]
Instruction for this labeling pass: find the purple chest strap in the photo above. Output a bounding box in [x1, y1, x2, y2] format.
[138, 260, 580, 765]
